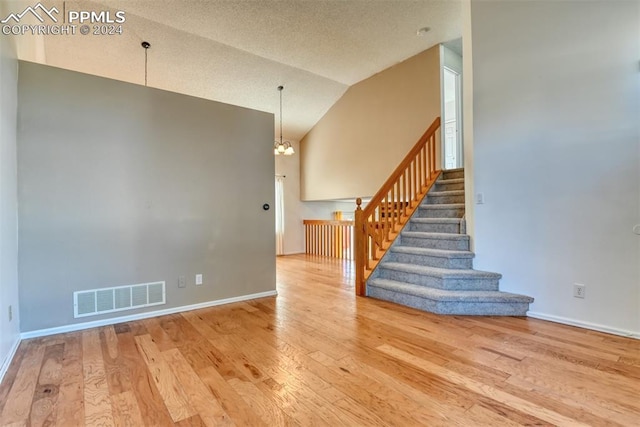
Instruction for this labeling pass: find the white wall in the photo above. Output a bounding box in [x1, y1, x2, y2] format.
[442, 45, 462, 74]
[275, 140, 304, 255]
[470, 0, 640, 335]
[0, 6, 20, 379]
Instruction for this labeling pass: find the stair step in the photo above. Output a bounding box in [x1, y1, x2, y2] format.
[400, 231, 470, 250]
[435, 178, 465, 191]
[367, 279, 533, 316]
[417, 204, 465, 219]
[429, 190, 465, 196]
[375, 262, 500, 291]
[442, 168, 465, 180]
[437, 178, 464, 184]
[389, 246, 474, 269]
[409, 218, 461, 233]
[425, 190, 465, 204]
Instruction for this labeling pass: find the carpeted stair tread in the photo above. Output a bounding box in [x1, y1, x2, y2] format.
[378, 262, 502, 280]
[391, 246, 474, 259]
[411, 218, 462, 224]
[402, 231, 469, 241]
[368, 278, 534, 303]
[429, 190, 465, 196]
[418, 203, 465, 209]
[437, 177, 464, 184]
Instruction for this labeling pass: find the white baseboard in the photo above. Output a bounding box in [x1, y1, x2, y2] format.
[527, 311, 640, 340]
[0, 336, 22, 384]
[21, 290, 278, 340]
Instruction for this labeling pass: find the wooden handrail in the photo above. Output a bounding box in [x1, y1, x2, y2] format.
[304, 219, 354, 260]
[354, 117, 442, 296]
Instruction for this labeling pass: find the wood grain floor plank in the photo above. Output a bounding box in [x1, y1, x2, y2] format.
[82, 329, 114, 427]
[100, 327, 131, 397]
[197, 366, 268, 427]
[227, 378, 293, 426]
[55, 332, 84, 427]
[116, 331, 174, 426]
[29, 343, 64, 427]
[0, 341, 30, 416]
[134, 334, 195, 423]
[162, 348, 234, 427]
[110, 391, 145, 427]
[0, 342, 46, 425]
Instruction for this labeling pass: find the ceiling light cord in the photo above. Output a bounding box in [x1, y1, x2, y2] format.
[279, 85, 283, 144]
[274, 85, 294, 156]
[145, 48, 148, 86]
[141, 41, 151, 87]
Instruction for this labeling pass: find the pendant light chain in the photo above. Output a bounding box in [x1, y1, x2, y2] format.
[141, 41, 151, 87]
[279, 86, 283, 144]
[145, 47, 148, 86]
[274, 86, 294, 155]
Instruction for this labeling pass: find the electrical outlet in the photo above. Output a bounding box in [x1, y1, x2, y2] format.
[178, 276, 186, 288]
[195, 274, 203, 286]
[573, 284, 586, 299]
[476, 193, 484, 204]
[8, 305, 12, 322]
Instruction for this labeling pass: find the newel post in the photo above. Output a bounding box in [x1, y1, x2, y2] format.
[354, 198, 366, 296]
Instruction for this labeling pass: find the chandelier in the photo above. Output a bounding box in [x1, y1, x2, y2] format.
[274, 85, 294, 156]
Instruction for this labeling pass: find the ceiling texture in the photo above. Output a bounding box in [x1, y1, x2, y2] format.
[9, 0, 462, 140]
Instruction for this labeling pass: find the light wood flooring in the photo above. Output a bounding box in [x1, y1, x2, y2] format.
[1, 255, 639, 426]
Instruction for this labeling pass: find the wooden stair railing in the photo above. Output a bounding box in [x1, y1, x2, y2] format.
[304, 219, 354, 260]
[354, 117, 442, 296]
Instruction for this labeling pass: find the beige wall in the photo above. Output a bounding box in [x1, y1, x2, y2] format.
[301, 46, 441, 201]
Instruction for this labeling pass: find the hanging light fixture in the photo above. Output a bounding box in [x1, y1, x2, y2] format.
[274, 85, 295, 156]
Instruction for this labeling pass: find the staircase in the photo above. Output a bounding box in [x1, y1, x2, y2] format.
[367, 168, 534, 316]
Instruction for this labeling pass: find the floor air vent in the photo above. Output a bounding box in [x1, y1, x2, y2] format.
[74, 281, 166, 318]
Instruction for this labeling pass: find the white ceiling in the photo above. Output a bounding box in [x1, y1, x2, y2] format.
[10, 0, 462, 140]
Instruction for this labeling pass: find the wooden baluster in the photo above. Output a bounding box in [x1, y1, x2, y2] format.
[420, 146, 429, 187]
[391, 183, 396, 231]
[425, 144, 430, 182]
[331, 224, 335, 258]
[325, 224, 329, 257]
[415, 159, 419, 200]
[403, 170, 408, 215]
[355, 199, 365, 295]
[324, 225, 328, 256]
[430, 135, 435, 175]
[347, 224, 351, 260]
[383, 195, 388, 241]
[418, 148, 422, 189]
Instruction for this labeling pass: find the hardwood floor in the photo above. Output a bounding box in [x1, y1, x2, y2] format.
[1, 254, 639, 426]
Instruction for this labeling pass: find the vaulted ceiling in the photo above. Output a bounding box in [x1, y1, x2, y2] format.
[9, 0, 462, 140]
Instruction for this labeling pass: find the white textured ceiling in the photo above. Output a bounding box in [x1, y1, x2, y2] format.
[9, 0, 462, 140]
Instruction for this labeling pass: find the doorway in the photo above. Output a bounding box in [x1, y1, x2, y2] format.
[443, 67, 462, 170]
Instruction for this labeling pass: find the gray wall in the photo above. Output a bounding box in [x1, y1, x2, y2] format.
[470, 0, 640, 334]
[18, 62, 276, 332]
[0, 7, 20, 372]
